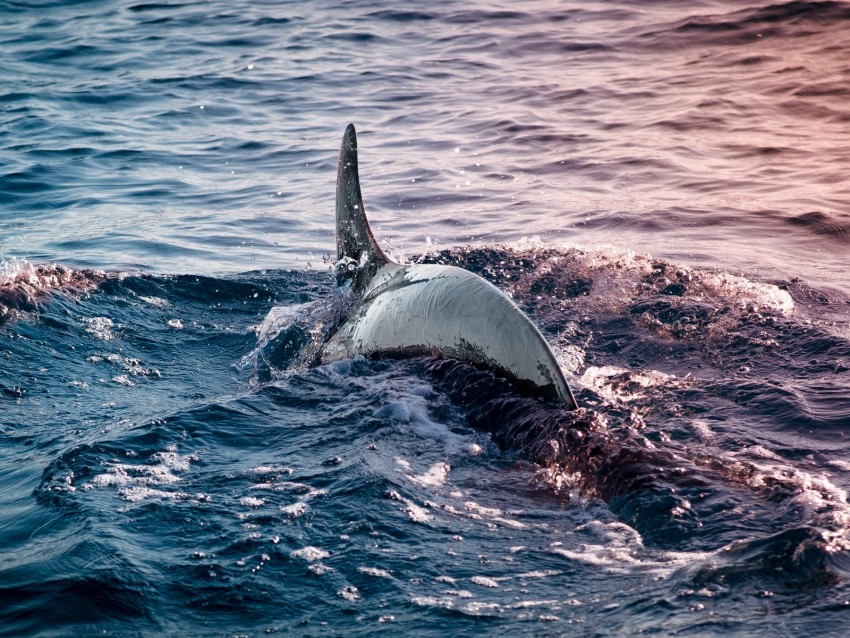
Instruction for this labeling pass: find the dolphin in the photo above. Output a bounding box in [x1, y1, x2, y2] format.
[319, 124, 578, 409]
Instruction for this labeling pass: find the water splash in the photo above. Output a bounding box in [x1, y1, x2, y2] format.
[0, 258, 107, 323]
[232, 289, 352, 385]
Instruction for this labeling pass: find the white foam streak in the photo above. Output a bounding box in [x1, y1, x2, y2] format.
[735, 453, 850, 547]
[579, 365, 687, 404]
[291, 546, 330, 562]
[549, 520, 712, 576]
[410, 462, 451, 487]
[358, 566, 392, 578]
[88, 447, 198, 502]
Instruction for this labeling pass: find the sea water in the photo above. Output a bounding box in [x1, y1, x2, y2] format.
[2, 1, 850, 635]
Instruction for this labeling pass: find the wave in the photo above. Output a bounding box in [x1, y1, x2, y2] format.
[634, 0, 850, 48]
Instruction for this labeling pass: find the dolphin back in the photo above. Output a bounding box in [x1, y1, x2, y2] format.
[327, 124, 578, 409]
[323, 263, 578, 408]
[335, 124, 390, 292]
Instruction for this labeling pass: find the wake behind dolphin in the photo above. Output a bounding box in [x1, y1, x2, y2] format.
[311, 127, 848, 554]
[219, 125, 850, 563]
[320, 124, 578, 409]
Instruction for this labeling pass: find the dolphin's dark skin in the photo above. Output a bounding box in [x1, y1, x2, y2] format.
[319, 124, 578, 408]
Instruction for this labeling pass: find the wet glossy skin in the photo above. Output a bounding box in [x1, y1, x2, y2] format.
[322, 261, 577, 407]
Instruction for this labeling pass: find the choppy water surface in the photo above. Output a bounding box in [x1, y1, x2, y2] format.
[2, 0, 850, 636]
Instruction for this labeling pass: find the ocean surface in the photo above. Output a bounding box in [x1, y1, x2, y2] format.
[2, 0, 850, 635]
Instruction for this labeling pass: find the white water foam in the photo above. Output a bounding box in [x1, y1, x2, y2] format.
[548, 519, 712, 577]
[87, 446, 199, 502]
[500, 239, 795, 323]
[579, 365, 693, 404]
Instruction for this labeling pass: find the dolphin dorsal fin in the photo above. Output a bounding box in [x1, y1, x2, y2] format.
[335, 124, 390, 292]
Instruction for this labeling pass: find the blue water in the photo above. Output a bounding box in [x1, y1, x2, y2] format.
[2, 0, 850, 635]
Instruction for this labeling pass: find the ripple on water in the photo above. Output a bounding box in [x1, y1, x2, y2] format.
[5, 0, 850, 635]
